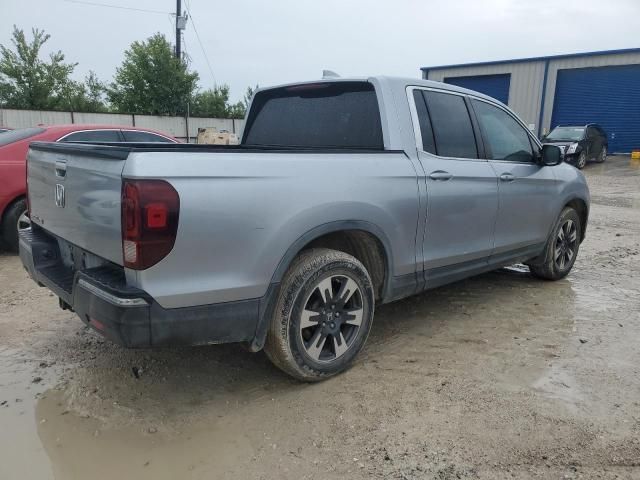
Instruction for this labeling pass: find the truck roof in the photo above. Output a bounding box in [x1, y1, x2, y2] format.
[257, 75, 506, 107]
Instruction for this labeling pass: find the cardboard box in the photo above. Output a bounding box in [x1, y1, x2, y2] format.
[196, 128, 239, 145]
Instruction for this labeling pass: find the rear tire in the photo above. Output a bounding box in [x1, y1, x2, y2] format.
[529, 207, 581, 281]
[264, 248, 375, 382]
[596, 146, 607, 163]
[2, 199, 28, 253]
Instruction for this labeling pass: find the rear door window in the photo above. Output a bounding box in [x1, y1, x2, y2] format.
[412, 90, 436, 154]
[122, 130, 174, 142]
[243, 82, 383, 149]
[59, 130, 123, 142]
[471, 99, 534, 163]
[423, 91, 478, 159]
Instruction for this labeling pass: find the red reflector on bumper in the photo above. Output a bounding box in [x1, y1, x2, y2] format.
[89, 317, 106, 331]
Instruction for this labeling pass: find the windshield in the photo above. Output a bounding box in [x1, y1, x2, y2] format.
[0, 127, 46, 146]
[546, 127, 585, 142]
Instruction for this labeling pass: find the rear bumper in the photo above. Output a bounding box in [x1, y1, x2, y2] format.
[19, 227, 261, 348]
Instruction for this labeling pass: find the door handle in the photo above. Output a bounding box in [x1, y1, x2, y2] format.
[55, 160, 67, 178]
[428, 171, 453, 181]
[499, 173, 515, 182]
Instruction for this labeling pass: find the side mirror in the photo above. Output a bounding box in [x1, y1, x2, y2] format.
[540, 144, 562, 166]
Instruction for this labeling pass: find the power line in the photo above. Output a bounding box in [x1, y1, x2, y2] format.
[63, 0, 172, 15]
[183, 0, 216, 85]
[182, 37, 192, 65]
[167, 14, 176, 32]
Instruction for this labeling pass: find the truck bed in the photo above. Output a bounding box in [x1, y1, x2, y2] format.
[26, 140, 416, 309]
[27, 141, 401, 266]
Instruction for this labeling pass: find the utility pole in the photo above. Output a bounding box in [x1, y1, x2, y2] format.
[175, 0, 189, 141]
[175, 0, 183, 60]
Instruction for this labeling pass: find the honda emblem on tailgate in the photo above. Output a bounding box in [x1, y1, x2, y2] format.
[55, 183, 65, 208]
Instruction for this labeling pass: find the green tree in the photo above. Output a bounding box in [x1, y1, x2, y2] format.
[83, 71, 108, 111]
[59, 71, 108, 112]
[227, 100, 246, 119]
[191, 84, 255, 119]
[108, 33, 198, 115]
[243, 84, 259, 109]
[191, 85, 231, 117]
[227, 84, 260, 119]
[0, 26, 77, 109]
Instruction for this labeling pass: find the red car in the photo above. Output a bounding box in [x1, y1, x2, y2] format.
[0, 124, 178, 251]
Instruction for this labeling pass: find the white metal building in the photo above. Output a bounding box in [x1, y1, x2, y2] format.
[421, 48, 640, 153]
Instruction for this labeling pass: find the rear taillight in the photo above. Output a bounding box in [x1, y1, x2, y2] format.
[121, 179, 179, 270]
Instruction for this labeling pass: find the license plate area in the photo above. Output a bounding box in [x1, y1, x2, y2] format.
[57, 237, 112, 272]
[28, 226, 118, 301]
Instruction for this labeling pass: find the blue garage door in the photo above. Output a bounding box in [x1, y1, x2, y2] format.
[444, 74, 510, 104]
[551, 64, 640, 153]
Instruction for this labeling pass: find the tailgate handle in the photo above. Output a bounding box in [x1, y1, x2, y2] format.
[55, 161, 67, 178]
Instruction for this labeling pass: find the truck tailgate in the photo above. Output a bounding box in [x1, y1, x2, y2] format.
[27, 142, 128, 265]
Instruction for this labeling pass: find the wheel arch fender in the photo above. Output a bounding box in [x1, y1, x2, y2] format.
[547, 190, 589, 244]
[269, 219, 394, 290]
[1, 194, 26, 223]
[249, 219, 395, 352]
[562, 196, 589, 242]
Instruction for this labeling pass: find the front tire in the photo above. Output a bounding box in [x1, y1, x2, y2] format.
[264, 248, 375, 382]
[529, 207, 581, 280]
[576, 151, 587, 169]
[2, 199, 28, 253]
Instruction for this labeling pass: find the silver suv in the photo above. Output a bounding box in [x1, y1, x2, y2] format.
[20, 77, 589, 381]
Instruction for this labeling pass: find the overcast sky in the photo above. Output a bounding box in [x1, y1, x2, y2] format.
[1, 0, 638, 102]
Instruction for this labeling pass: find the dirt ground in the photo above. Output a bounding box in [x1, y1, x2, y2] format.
[1, 156, 639, 480]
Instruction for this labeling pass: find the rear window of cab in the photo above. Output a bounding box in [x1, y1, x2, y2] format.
[243, 82, 383, 149]
[0, 127, 46, 147]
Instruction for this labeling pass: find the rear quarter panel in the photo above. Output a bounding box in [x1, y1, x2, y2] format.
[0, 141, 30, 217]
[123, 151, 420, 308]
[0, 158, 26, 217]
[0, 131, 63, 218]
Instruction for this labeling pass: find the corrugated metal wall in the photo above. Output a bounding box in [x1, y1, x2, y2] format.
[550, 64, 640, 153]
[72, 112, 132, 125]
[0, 109, 244, 142]
[425, 61, 546, 131]
[541, 52, 640, 133]
[444, 73, 511, 104]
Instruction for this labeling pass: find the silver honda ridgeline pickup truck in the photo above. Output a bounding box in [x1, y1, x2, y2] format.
[20, 77, 589, 381]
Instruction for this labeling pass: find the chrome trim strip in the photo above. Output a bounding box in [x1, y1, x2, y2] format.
[56, 129, 178, 143]
[78, 279, 148, 307]
[120, 129, 178, 143]
[56, 128, 121, 142]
